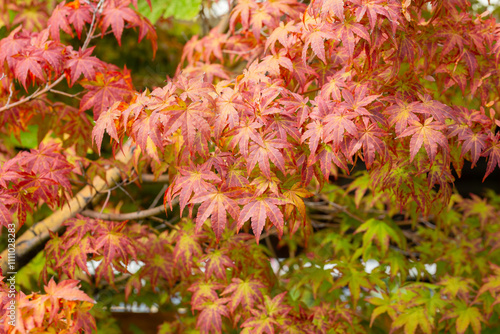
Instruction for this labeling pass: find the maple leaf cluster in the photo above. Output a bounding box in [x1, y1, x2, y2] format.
[0, 0, 157, 331]
[0, 0, 158, 226]
[0, 143, 73, 229]
[95, 0, 500, 240]
[44, 215, 137, 285]
[0, 276, 95, 333]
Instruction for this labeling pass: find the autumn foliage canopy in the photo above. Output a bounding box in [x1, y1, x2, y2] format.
[2, 0, 500, 333]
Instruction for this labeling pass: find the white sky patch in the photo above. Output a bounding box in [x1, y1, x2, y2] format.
[475, 0, 499, 12]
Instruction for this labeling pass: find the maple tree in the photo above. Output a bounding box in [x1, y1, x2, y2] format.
[2, 0, 500, 333]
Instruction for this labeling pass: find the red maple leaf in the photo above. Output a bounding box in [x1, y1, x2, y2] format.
[397, 117, 449, 162]
[221, 277, 266, 313]
[80, 67, 134, 119]
[331, 19, 370, 57]
[188, 281, 226, 312]
[311, 144, 349, 179]
[228, 120, 264, 157]
[173, 227, 203, 274]
[57, 235, 94, 278]
[247, 133, 290, 179]
[130, 108, 166, 161]
[238, 195, 289, 242]
[195, 297, 230, 334]
[163, 100, 213, 151]
[67, 0, 92, 39]
[202, 249, 235, 280]
[482, 133, 500, 181]
[0, 191, 17, 228]
[101, 0, 140, 46]
[342, 86, 379, 116]
[93, 101, 122, 155]
[12, 50, 46, 90]
[385, 99, 420, 136]
[322, 107, 358, 148]
[460, 131, 487, 168]
[47, 2, 72, 41]
[93, 221, 137, 267]
[302, 23, 336, 63]
[166, 164, 221, 215]
[190, 188, 241, 241]
[350, 119, 387, 169]
[302, 120, 324, 154]
[265, 21, 299, 52]
[65, 47, 105, 87]
[43, 278, 95, 319]
[214, 87, 244, 137]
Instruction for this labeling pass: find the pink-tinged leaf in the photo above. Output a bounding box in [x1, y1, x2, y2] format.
[323, 109, 358, 147]
[385, 99, 420, 136]
[247, 135, 290, 180]
[397, 117, 448, 162]
[460, 132, 487, 168]
[228, 121, 264, 157]
[350, 120, 387, 169]
[221, 277, 266, 313]
[190, 189, 240, 241]
[0, 26, 27, 67]
[167, 165, 221, 215]
[67, 1, 92, 39]
[93, 221, 137, 265]
[301, 121, 324, 154]
[318, 0, 344, 19]
[44, 278, 95, 303]
[92, 101, 122, 154]
[265, 21, 299, 51]
[0, 195, 14, 228]
[302, 25, 336, 63]
[12, 52, 46, 90]
[202, 249, 235, 280]
[237, 195, 288, 242]
[214, 87, 243, 137]
[482, 133, 500, 181]
[196, 297, 230, 334]
[462, 50, 477, 79]
[101, 2, 139, 46]
[173, 229, 203, 274]
[47, 2, 72, 41]
[188, 281, 226, 312]
[312, 144, 349, 179]
[80, 68, 135, 119]
[65, 47, 105, 86]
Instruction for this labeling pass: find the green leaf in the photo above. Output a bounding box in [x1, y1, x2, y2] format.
[391, 307, 433, 334]
[355, 218, 403, 254]
[455, 304, 484, 334]
[138, 0, 202, 23]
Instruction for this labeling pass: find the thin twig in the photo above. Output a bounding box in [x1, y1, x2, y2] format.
[82, 205, 167, 221]
[150, 184, 169, 209]
[141, 174, 169, 183]
[6, 82, 13, 105]
[49, 89, 82, 99]
[149, 216, 179, 230]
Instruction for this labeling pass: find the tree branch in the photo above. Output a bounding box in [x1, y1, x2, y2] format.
[81, 205, 167, 221]
[0, 141, 134, 275]
[141, 174, 169, 183]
